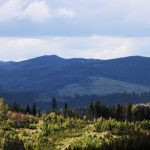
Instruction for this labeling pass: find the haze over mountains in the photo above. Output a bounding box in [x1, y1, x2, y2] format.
[0, 55, 150, 107]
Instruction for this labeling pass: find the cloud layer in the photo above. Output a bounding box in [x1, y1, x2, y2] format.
[0, 0, 150, 60]
[0, 36, 149, 61]
[0, 0, 150, 36]
[0, 0, 75, 23]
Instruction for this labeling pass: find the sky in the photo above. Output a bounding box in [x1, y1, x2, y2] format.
[0, 0, 150, 61]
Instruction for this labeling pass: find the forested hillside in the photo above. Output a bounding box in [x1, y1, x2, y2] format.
[0, 55, 150, 106]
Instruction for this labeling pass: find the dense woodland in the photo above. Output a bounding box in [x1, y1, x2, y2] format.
[0, 97, 150, 150]
[1, 92, 150, 110]
[8, 97, 150, 121]
[64, 92, 150, 107]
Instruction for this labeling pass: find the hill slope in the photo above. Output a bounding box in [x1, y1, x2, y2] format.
[0, 55, 150, 105]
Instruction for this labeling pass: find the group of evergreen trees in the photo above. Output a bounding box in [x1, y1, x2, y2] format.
[88, 101, 150, 121]
[9, 101, 37, 116]
[4, 97, 150, 121]
[51, 98, 150, 121]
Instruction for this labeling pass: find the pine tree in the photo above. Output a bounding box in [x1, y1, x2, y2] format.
[123, 104, 132, 121]
[0, 98, 8, 120]
[63, 102, 68, 117]
[11, 101, 20, 112]
[25, 105, 31, 114]
[93, 101, 101, 118]
[88, 101, 95, 120]
[51, 97, 57, 112]
[114, 104, 122, 120]
[31, 103, 37, 116]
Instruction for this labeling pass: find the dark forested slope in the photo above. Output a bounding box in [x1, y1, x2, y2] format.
[0, 55, 150, 106]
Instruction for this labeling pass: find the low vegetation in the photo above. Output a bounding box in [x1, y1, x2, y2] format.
[0, 97, 150, 150]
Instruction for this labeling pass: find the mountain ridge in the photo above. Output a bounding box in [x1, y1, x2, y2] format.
[1, 55, 149, 63]
[0, 55, 150, 106]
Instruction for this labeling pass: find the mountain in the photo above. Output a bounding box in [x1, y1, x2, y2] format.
[0, 55, 150, 106]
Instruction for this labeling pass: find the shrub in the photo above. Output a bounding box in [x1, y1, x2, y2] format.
[3, 134, 25, 150]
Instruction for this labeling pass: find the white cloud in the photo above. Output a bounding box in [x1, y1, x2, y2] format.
[0, 36, 149, 61]
[0, 0, 150, 36]
[0, 0, 75, 23]
[22, 1, 50, 22]
[44, 0, 150, 36]
[0, 0, 150, 60]
[0, 0, 22, 22]
[55, 8, 75, 17]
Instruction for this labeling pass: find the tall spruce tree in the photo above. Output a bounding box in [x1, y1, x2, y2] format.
[31, 103, 37, 116]
[25, 105, 31, 114]
[123, 104, 132, 121]
[51, 97, 57, 112]
[0, 98, 8, 119]
[63, 102, 68, 117]
[11, 101, 20, 112]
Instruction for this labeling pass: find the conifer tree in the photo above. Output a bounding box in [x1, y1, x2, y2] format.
[31, 103, 37, 116]
[63, 102, 68, 117]
[25, 105, 31, 114]
[11, 101, 20, 112]
[0, 98, 8, 120]
[51, 97, 57, 112]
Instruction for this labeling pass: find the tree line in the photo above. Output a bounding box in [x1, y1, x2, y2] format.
[87, 101, 150, 121]
[9, 101, 37, 116]
[5, 97, 150, 121]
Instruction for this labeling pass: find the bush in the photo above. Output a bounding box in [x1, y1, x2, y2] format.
[94, 118, 150, 135]
[66, 134, 150, 150]
[3, 134, 25, 150]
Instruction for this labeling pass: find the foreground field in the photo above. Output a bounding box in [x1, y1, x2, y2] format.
[0, 98, 150, 150]
[0, 111, 150, 150]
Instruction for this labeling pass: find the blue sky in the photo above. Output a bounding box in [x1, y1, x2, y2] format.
[0, 0, 150, 61]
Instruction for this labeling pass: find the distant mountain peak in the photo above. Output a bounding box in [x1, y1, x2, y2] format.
[122, 55, 148, 59]
[20, 55, 64, 64]
[32, 55, 63, 60]
[42, 55, 62, 58]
